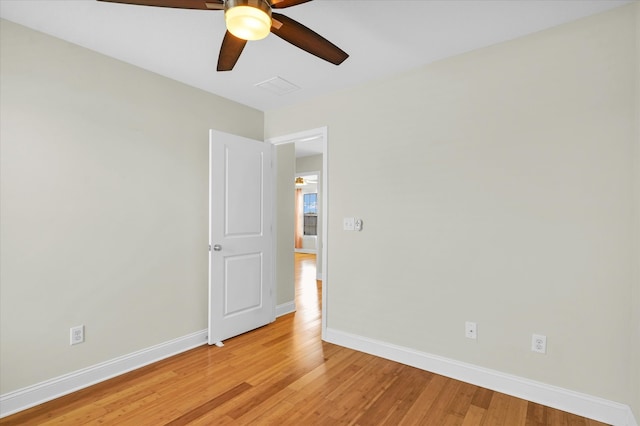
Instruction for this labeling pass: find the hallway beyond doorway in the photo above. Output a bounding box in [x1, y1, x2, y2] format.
[294, 252, 321, 322]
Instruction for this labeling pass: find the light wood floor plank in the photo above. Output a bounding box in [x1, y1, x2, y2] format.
[462, 405, 488, 426]
[483, 391, 511, 425]
[503, 397, 529, 426]
[398, 373, 447, 425]
[447, 381, 479, 418]
[420, 379, 463, 423]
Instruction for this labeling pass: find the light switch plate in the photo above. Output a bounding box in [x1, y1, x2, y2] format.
[343, 217, 355, 231]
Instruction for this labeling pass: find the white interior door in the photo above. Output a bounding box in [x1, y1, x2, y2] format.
[208, 129, 274, 346]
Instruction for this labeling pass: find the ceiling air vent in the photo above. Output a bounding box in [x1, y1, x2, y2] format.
[255, 76, 300, 96]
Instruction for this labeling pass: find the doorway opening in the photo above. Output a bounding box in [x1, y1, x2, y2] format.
[268, 127, 328, 340]
[294, 172, 319, 257]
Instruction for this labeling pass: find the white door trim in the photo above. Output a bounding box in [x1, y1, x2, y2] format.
[267, 127, 329, 340]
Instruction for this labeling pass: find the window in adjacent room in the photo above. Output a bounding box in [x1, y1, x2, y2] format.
[303, 193, 317, 235]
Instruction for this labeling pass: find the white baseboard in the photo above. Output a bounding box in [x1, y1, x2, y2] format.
[0, 330, 208, 418]
[3, 327, 635, 425]
[294, 248, 317, 254]
[324, 328, 637, 426]
[276, 301, 296, 317]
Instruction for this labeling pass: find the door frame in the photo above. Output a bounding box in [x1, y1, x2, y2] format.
[267, 127, 329, 340]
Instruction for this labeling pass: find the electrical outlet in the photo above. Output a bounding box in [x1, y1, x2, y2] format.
[70, 325, 84, 345]
[531, 334, 546, 354]
[465, 321, 477, 340]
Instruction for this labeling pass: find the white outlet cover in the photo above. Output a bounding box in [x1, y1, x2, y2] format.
[465, 321, 477, 339]
[70, 325, 84, 345]
[532, 334, 546, 353]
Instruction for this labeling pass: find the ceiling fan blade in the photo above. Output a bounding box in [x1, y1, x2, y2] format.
[217, 31, 247, 71]
[270, 13, 348, 66]
[268, 0, 312, 9]
[97, 0, 224, 10]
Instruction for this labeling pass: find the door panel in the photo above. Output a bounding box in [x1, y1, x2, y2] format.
[224, 253, 263, 316]
[209, 130, 273, 345]
[225, 149, 264, 235]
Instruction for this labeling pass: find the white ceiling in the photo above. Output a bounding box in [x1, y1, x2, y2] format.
[0, 0, 631, 113]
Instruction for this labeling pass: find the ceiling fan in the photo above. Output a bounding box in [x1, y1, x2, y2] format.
[295, 176, 318, 186]
[97, 0, 349, 71]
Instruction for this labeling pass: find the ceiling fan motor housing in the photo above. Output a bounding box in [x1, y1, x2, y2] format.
[225, 0, 273, 40]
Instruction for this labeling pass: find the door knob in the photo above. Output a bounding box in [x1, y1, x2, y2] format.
[213, 244, 222, 251]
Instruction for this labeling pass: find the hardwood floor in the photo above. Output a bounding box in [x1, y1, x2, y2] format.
[1, 253, 607, 425]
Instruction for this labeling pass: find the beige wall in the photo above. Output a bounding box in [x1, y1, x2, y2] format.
[0, 19, 263, 393]
[275, 144, 295, 305]
[266, 4, 639, 415]
[1, 3, 638, 418]
[296, 154, 322, 174]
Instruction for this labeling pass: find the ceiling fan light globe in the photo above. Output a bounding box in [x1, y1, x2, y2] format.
[225, 1, 272, 41]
